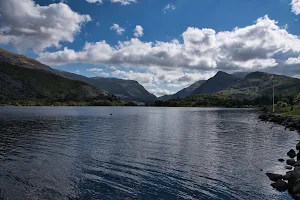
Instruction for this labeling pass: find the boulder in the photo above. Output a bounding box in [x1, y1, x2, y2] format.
[288, 149, 297, 158]
[278, 158, 285, 162]
[294, 162, 300, 167]
[296, 142, 300, 151]
[287, 159, 296, 166]
[293, 183, 300, 193]
[271, 180, 288, 192]
[266, 173, 283, 182]
[283, 171, 294, 180]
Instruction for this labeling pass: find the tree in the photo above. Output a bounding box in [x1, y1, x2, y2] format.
[294, 93, 300, 105]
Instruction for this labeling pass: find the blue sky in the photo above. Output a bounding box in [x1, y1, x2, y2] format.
[1, 0, 300, 96]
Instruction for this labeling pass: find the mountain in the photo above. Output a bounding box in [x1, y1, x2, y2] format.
[159, 80, 205, 101]
[90, 77, 158, 103]
[219, 71, 300, 99]
[0, 49, 122, 106]
[56, 70, 158, 103]
[155, 71, 300, 107]
[0, 48, 54, 73]
[232, 72, 250, 78]
[192, 71, 240, 95]
[0, 48, 157, 104]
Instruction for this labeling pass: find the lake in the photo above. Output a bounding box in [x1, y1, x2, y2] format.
[0, 107, 298, 200]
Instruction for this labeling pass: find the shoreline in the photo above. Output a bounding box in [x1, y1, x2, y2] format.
[259, 113, 300, 133]
[260, 112, 300, 199]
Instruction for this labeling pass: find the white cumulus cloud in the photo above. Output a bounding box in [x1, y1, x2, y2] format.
[110, 24, 125, 35]
[291, 0, 300, 15]
[0, 0, 91, 52]
[148, 88, 174, 97]
[133, 25, 144, 38]
[38, 15, 300, 74]
[86, 0, 136, 5]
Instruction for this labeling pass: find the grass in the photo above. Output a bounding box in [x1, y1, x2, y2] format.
[284, 109, 300, 116]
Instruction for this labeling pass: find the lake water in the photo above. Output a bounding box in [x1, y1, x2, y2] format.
[0, 107, 298, 200]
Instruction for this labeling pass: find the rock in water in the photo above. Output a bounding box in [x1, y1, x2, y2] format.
[271, 180, 288, 192]
[283, 171, 294, 180]
[296, 142, 300, 150]
[278, 158, 285, 162]
[294, 161, 300, 167]
[266, 173, 283, 182]
[288, 149, 297, 158]
[287, 159, 296, 166]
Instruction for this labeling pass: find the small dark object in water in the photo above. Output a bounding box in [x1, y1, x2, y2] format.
[288, 149, 297, 158]
[110, 113, 112, 115]
[278, 158, 285, 162]
[271, 180, 288, 192]
[266, 173, 283, 182]
[287, 159, 296, 166]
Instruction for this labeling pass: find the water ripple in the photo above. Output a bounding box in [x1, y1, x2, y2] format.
[0, 107, 297, 200]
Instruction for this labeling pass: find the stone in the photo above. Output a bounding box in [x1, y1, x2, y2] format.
[287, 159, 296, 166]
[266, 173, 283, 182]
[288, 149, 297, 158]
[296, 142, 300, 151]
[285, 166, 293, 170]
[271, 180, 288, 192]
[293, 183, 300, 193]
[278, 158, 285, 162]
[283, 171, 294, 180]
[294, 161, 300, 167]
[297, 152, 300, 161]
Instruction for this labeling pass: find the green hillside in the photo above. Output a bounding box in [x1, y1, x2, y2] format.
[219, 72, 300, 99]
[56, 70, 158, 104]
[0, 64, 122, 106]
[156, 71, 300, 107]
[192, 71, 240, 95]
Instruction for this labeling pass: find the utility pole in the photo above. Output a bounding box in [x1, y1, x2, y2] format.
[273, 81, 275, 113]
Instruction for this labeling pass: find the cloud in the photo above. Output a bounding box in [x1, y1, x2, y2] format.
[0, 0, 91, 52]
[86, 0, 103, 3]
[291, 0, 300, 15]
[99, 72, 110, 77]
[133, 25, 144, 38]
[163, 4, 176, 13]
[87, 68, 103, 72]
[73, 69, 80, 74]
[38, 15, 300, 76]
[110, 0, 137, 5]
[286, 56, 300, 65]
[110, 24, 125, 35]
[148, 88, 174, 97]
[112, 70, 154, 86]
[86, 0, 136, 5]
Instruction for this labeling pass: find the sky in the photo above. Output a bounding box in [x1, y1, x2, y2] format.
[1, 0, 300, 97]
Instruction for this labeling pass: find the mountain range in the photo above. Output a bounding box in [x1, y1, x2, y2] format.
[0, 48, 157, 104]
[1, 48, 300, 106]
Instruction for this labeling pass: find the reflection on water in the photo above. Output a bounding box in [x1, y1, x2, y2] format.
[0, 107, 297, 200]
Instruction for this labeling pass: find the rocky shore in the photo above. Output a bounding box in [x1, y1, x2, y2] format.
[259, 113, 300, 199]
[259, 113, 300, 133]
